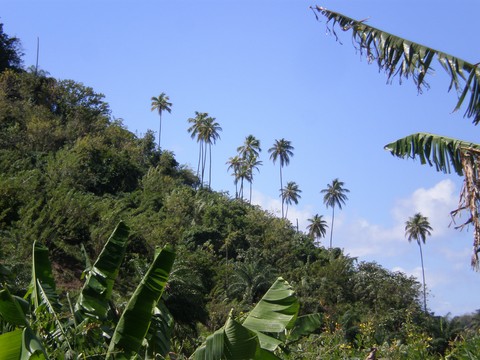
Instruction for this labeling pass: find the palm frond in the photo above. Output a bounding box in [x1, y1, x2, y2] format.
[312, 6, 480, 124]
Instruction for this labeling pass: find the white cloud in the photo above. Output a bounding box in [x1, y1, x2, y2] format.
[391, 179, 458, 237]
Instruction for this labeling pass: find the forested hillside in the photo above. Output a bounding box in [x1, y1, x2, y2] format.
[1, 23, 480, 359]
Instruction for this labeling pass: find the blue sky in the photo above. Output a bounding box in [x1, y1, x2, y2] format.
[3, 0, 480, 316]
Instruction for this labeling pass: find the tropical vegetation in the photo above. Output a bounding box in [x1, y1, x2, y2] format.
[1, 13, 480, 359]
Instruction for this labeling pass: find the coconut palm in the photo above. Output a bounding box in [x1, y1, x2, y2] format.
[187, 112, 221, 187]
[312, 6, 480, 268]
[268, 139, 294, 218]
[237, 135, 262, 202]
[226, 155, 243, 198]
[201, 116, 222, 188]
[307, 214, 328, 245]
[405, 212, 433, 314]
[281, 181, 301, 219]
[245, 155, 262, 203]
[237, 135, 261, 160]
[321, 178, 350, 249]
[150, 93, 172, 150]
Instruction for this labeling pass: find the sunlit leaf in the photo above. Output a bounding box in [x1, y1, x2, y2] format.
[106, 245, 175, 359]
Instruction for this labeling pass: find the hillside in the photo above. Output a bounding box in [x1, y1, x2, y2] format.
[1, 23, 480, 359]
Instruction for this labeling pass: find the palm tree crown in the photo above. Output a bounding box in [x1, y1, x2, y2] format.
[405, 212, 432, 313]
[405, 213, 433, 245]
[307, 214, 328, 245]
[150, 92, 172, 150]
[268, 139, 294, 218]
[187, 112, 221, 188]
[281, 181, 301, 218]
[321, 178, 350, 248]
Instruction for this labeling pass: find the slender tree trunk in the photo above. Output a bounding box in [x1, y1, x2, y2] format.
[158, 112, 162, 150]
[209, 143, 212, 189]
[249, 181, 252, 204]
[201, 142, 207, 186]
[197, 143, 202, 180]
[280, 166, 284, 218]
[329, 206, 335, 249]
[418, 241, 427, 313]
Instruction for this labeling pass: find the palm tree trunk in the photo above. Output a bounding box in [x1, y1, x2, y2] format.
[418, 241, 427, 313]
[158, 112, 162, 150]
[197, 143, 202, 180]
[201, 142, 207, 186]
[329, 206, 335, 249]
[280, 166, 284, 218]
[249, 182, 253, 204]
[209, 143, 212, 189]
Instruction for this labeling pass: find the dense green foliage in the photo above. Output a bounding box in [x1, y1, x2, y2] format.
[1, 22, 480, 359]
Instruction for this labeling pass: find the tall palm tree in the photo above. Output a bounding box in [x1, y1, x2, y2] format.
[237, 135, 261, 160]
[245, 155, 262, 203]
[312, 6, 480, 269]
[281, 181, 301, 218]
[226, 155, 243, 198]
[405, 212, 432, 314]
[201, 116, 222, 189]
[268, 139, 294, 218]
[307, 214, 328, 245]
[237, 135, 262, 202]
[188, 112, 218, 186]
[150, 93, 172, 150]
[321, 178, 350, 249]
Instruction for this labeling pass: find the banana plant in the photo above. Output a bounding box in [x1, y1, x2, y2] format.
[75, 221, 130, 321]
[106, 245, 175, 359]
[0, 221, 176, 359]
[191, 277, 322, 360]
[312, 6, 480, 269]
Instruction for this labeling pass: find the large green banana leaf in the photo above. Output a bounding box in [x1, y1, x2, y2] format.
[384, 132, 480, 176]
[75, 221, 130, 321]
[192, 314, 280, 360]
[311, 6, 480, 125]
[0, 288, 28, 326]
[0, 289, 47, 360]
[106, 245, 175, 359]
[242, 277, 299, 352]
[191, 277, 301, 359]
[0, 328, 47, 360]
[0, 328, 23, 360]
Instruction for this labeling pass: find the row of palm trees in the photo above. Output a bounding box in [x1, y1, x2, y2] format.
[149, 93, 353, 247]
[151, 93, 434, 311]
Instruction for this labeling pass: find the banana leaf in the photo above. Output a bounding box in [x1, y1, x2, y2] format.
[144, 301, 174, 359]
[311, 6, 480, 125]
[106, 245, 175, 359]
[242, 277, 299, 352]
[20, 327, 47, 360]
[287, 313, 323, 343]
[384, 132, 480, 176]
[192, 315, 280, 360]
[0, 289, 47, 359]
[75, 221, 130, 321]
[0, 288, 28, 327]
[0, 328, 23, 360]
[26, 242, 58, 311]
